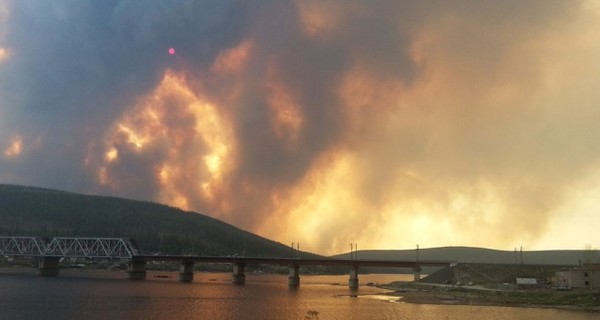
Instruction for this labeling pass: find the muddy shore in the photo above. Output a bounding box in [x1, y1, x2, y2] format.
[377, 282, 600, 312]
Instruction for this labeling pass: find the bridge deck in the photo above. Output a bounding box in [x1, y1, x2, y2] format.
[133, 255, 451, 268]
[1, 236, 451, 269]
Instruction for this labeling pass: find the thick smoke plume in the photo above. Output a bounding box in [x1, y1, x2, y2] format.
[1, 0, 600, 254]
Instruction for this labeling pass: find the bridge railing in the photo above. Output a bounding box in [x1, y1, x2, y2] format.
[0, 236, 138, 259]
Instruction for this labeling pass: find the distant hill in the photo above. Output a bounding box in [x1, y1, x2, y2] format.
[333, 247, 593, 266]
[2, 184, 595, 269]
[0, 184, 309, 258]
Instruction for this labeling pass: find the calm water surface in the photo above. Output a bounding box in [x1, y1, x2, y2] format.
[0, 268, 597, 320]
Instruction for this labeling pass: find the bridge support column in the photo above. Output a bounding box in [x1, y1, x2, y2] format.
[413, 266, 421, 282]
[348, 265, 359, 290]
[232, 262, 245, 285]
[127, 259, 147, 280]
[38, 257, 60, 277]
[288, 264, 300, 287]
[178, 260, 194, 282]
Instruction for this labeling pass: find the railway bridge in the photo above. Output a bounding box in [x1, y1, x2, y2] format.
[0, 236, 138, 276]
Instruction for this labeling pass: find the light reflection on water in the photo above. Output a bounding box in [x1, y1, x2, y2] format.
[0, 269, 597, 320]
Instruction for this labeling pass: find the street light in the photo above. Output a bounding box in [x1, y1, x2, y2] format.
[349, 243, 358, 260]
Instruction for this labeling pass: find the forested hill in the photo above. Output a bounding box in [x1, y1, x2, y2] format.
[2, 184, 593, 265]
[0, 184, 306, 257]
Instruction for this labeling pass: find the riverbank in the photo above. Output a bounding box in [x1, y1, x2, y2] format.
[379, 282, 600, 312]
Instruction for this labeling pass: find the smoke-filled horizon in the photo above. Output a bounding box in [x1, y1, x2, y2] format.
[1, 0, 600, 255]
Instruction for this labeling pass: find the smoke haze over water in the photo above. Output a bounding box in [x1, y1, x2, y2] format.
[1, 0, 600, 254]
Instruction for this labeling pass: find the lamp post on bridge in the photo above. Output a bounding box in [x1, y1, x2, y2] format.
[416, 244, 420, 263]
[289, 242, 301, 287]
[291, 242, 300, 259]
[349, 243, 357, 261]
[348, 243, 359, 290]
[413, 244, 421, 282]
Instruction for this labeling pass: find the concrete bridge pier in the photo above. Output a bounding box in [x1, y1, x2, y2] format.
[232, 262, 246, 285]
[178, 260, 194, 282]
[413, 266, 421, 282]
[127, 259, 147, 280]
[348, 265, 359, 290]
[38, 256, 60, 277]
[288, 264, 300, 287]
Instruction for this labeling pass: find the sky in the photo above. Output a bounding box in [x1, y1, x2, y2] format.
[1, 0, 599, 255]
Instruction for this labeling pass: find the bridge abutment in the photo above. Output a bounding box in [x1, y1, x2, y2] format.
[127, 259, 147, 280]
[38, 256, 60, 277]
[232, 262, 246, 285]
[288, 264, 300, 287]
[178, 260, 194, 282]
[348, 265, 359, 290]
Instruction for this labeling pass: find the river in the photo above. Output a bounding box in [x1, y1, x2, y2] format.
[0, 268, 596, 320]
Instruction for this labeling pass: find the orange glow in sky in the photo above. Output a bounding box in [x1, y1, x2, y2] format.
[97, 69, 235, 214]
[0, 47, 9, 62]
[3, 135, 22, 158]
[92, 2, 600, 254]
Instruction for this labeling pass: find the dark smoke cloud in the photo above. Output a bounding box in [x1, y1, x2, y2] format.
[0, 0, 244, 189]
[1, 0, 599, 253]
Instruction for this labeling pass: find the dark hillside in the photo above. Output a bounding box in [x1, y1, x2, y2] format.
[0, 184, 311, 258]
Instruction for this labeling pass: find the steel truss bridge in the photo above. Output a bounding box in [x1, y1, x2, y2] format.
[0, 236, 139, 259]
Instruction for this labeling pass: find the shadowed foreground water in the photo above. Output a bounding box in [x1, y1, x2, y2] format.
[0, 269, 597, 320]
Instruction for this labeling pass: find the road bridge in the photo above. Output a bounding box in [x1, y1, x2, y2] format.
[1, 236, 451, 288]
[132, 254, 452, 287]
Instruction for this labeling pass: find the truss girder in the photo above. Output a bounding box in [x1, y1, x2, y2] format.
[0, 237, 137, 259]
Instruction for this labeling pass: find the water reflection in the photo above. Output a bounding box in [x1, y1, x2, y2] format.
[0, 269, 597, 320]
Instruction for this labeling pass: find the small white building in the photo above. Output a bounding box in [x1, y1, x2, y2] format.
[516, 278, 537, 287]
[555, 264, 600, 290]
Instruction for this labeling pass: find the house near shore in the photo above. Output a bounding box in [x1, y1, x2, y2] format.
[555, 264, 600, 290]
[516, 278, 538, 288]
